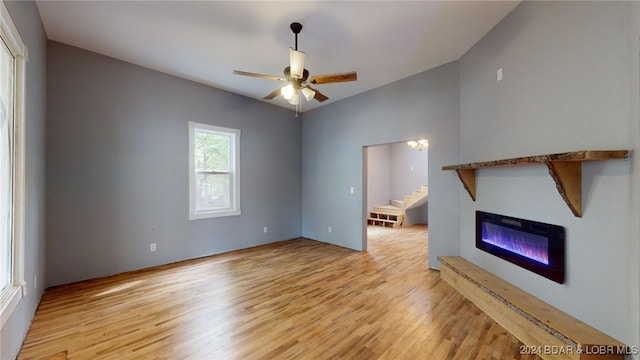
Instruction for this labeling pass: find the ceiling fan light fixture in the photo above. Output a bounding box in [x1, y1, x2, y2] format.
[289, 48, 305, 79]
[288, 91, 300, 105]
[281, 83, 295, 100]
[301, 87, 315, 101]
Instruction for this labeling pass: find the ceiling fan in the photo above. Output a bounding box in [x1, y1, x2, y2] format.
[233, 22, 357, 109]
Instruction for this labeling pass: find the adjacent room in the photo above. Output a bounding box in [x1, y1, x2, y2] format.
[1, 1, 639, 359]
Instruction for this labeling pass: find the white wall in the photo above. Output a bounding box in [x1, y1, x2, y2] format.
[458, 1, 638, 345]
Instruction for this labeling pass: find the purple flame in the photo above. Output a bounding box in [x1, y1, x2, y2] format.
[481, 222, 549, 265]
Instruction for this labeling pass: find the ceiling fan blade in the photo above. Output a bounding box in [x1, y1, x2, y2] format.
[305, 85, 329, 102]
[233, 70, 285, 82]
[263, 88, 282, 100]
[289, 48, 305, 79]
[309, 71, 357, 84]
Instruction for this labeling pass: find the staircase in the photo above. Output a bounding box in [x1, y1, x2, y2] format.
[368, 184, 428, 228]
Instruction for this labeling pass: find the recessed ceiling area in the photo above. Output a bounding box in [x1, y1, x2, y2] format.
[35, 1, 520, 112]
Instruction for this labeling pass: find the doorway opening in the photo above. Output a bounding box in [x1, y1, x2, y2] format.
[362, 140, 429, 257]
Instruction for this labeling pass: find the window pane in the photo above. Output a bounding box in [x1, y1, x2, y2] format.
[0, 38, 14, 292]
[195, 173, 230, 212]
[194, 130, 230, 172]
[189, 122, 239, 220]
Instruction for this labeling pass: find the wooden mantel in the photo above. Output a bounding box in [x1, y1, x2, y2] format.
[442, 150, 630, 217]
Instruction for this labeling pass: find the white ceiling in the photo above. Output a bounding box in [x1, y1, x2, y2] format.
[35, 1, 520, 112]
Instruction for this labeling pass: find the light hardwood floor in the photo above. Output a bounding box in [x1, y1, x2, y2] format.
[19, 225, 539, 360]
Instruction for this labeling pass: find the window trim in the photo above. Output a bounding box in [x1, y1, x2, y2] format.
[188, 121, 241, 220]
[0, 0, 28, 329]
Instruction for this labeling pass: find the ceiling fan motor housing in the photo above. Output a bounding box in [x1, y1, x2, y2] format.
[284, 66, 309, 83]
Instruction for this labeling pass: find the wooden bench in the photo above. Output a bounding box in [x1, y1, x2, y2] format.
[438, 256, 627, 360]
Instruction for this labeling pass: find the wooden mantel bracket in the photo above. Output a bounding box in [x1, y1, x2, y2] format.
[546, 161, 582, 217]
[442, 150, 630, 217]
[455, 169, 477, 201]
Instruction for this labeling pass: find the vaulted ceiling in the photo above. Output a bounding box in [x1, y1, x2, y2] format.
[36, 1, 520, 112]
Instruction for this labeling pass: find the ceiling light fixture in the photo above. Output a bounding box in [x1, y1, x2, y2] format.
[408, 139, 429, 151]
[288, 91, 300, 105]
[281, 83, 295, 100]
[301, 87, 315, 101]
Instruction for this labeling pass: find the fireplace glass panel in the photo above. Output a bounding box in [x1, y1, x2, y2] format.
[476, 211, 565, 284]
[481, 222, 549, 265]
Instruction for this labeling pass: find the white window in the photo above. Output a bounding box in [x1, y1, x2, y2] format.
[0, 1, 28, 329]
[189, 122, 240, 220]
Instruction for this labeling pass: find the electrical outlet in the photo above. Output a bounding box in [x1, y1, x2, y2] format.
[497, 67, 503, 82]
[328, 226, 332, 234]
[150, 243, 157, 252]
[350, 187, 354, 194]
[264, 226, 268, 234]
[34, 275, 37, 289]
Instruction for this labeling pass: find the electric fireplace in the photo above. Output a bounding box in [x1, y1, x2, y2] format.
[476, 211, 565, 284]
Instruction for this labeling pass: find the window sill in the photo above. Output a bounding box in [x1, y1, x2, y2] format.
[189, 209, 241, 221]
[0, 284, 24, 329]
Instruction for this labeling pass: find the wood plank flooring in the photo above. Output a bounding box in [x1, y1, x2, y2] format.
[19, 226, 539, 360]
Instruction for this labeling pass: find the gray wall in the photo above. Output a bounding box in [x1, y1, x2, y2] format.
[366, 142, 428, 224]
[458, 1, 639, 345]
[389, 142, 428, 201]
[302, 61, 460, 266]
[631, 0, 640, 352]
[12, 1, 640, 357]
[0, 1, 47, 359]
[46, 41, 301, 287]
[390, 142, 428, 225]
[365, 144, 391, 213]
